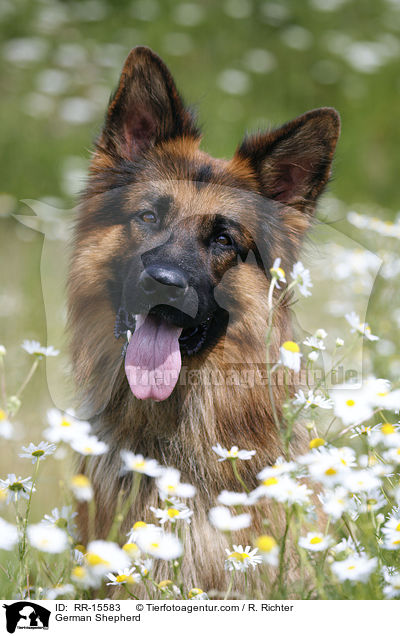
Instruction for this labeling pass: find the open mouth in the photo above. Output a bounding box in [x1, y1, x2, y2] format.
[114, 306, 224, 402]
[114, 306, 215, 357]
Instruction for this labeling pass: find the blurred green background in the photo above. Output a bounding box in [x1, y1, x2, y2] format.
[0, 0, 399, 496]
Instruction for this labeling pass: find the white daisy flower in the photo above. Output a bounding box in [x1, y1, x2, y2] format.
[303, 336, 326, 350]
[331, 555, 377, 583]
[336, 337, 344, 347]
[43, 584, 74, 600]
[257, 457, 296, 480]
[383, 568, 400, 598]
[298, 532, 333, 552]
[308, 351, 319, 362]
[270, 257, 286, 288]
[299, 447, 356, 486]
[19, 441, 56, 463]
[362, 378, 400, 411]
[135, 527, 183, 560]
[255, 535, 279, 566]
[217, 490, 251, 506]
[345, 311, 379, 341]
[0, 517, 19, 550]
[255, 475, 312, 506]
[27, 523, 69, 553]
[318, 487, 354, 521]
[156, 468, 196, 500]
[381, 515, 400, 550]
[331, 386, 374, 425]
[353, 489, 386, 516]
[70, 474, 93, 502]
[383, 446, 400, 463]
[369, 422, 400, 448]
[71, 565, 95, 588]
[0, 409, 13, 440]
[85, 540, 131, 580]
[21, 340, 60, 357]
[279, 341, 302, 372]
[70, 434, 108, 456]
[188, 588, 209, 600]
[212, 443, 256, 462]
[150, 502, 193, 525]
[126, 521, 158, 544]
[293, 389, 333, 410]
[44, 408, 91, 443]
[291, 261, 313, 297]
[225, 545, 262, 572]
[209, 506, 251, 531]
[0, 474, 35, 503]
[343, 470, 381, 493]
[106, 567, 141, 586]
[42, 506, 77, 535]
[120, 450, 162, 477]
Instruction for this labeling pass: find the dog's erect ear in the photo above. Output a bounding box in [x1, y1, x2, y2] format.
[100, 46, 199, 160]
[236, 108, 340, 214]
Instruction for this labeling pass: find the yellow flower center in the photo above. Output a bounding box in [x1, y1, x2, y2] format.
[382, 423, 395, 435]
[167, 508, 180, 518]
[189, 588, 204, 598]
[230, 552, 250, 562]
[158, 580, 173, 589]
[282, 341, 300, 353]
[346, 399, 355, 407]
[133, 460, 146, 469]
[71, 474, 90, 488]
[309, 536, 323, 545]
[116, 574, 135, 584]
[325, 467, 337, 476]
[75, 544, 86, 553]
[167, 485, 176, 492]
[83, 446, 93, 454]
[150, 542, 159, 550]
[347, 565, 356, 570]
[123, 542, 139, 556]
[263, 477, 278, 486]
[396, 523, 400, 532]
[0, 409, 6, 421]
[256, 535, 277, 552]
[228, 449, 239, 457]
[61, 418, 72, 427]
[392, 539, 400, 545]
[86, 553, 109, 567]
[133, 521, 147, 530]
[309, 438, 325, 449]
[72, 566, 86, 579]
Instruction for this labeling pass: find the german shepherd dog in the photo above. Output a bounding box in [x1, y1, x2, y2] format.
[68, 46, 340, 593]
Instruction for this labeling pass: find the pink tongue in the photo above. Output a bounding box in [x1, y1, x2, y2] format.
[125, 315, 183, 401]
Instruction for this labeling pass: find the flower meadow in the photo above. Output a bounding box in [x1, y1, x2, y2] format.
[1, 238, 400, 602]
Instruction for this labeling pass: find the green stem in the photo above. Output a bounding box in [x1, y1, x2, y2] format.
[277, 507, 292, 598]
[230, 459, 250, 493]
[16, 358, 40, 399]
[224, 571, 235, 600]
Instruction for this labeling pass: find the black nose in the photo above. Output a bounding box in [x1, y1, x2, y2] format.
[139, 265, 189, 301]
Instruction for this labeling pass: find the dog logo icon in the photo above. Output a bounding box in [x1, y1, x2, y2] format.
[3, 602, 50, 633]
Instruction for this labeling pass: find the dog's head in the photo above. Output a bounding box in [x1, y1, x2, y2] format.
[69, 47, 340, 403]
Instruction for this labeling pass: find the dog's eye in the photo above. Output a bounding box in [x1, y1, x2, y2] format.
[214, 234, 232, 247]
[138, 211, 157, 224]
